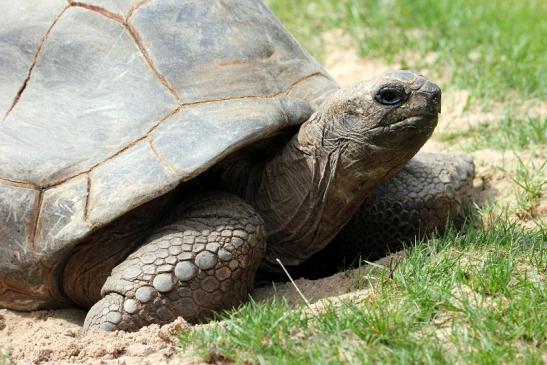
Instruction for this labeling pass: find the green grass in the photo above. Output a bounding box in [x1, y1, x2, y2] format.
[438, 116, 546, 151]
[180, 216, 546, 364]
[0, 350, 11, 365]
[266, 0, 546, 103]
[510, 157, 546, 218]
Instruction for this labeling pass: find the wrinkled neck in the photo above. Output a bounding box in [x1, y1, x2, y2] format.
[247, 115, 412, 272]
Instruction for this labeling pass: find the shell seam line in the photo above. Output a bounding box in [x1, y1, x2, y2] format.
[29, 189, 44, 248]
[147, 139, 182, 178]
[83, 175, 91, 221]
[70, 2, 124, 22]
[179, 95, 277, 109]
[178, 72, 325, 109]
[70, 2, 179, 100]
[0, 72, 326, 189]
[50, 105, 182, 189]
[125, 24, 180, 99]
[286, 72, 325, 95]
[126, 0, 153, 21]
[0, 177, 39, 189]
[1, 5, 69, 124]
[0, 105, 182, 189]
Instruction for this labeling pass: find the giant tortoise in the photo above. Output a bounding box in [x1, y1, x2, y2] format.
[0, 0, 474, 333]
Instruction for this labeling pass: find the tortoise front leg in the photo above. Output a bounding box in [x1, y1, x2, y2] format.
[82, 193, 265, 333]
[300, 153, 475, 276]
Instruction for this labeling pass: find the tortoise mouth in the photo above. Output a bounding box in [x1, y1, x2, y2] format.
[392, 115, 438, 130]
[372, 114, 438, 133]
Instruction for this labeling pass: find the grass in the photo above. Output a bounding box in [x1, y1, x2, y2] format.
[438, 116, 546, 151]
[180, 216, 546, 364]
[266, 0, 546, 103]
[510, 157, 546, 218]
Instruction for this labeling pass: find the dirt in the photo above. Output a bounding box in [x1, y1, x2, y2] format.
[323, 30, 397, 85]
[0, 309, 199, 365]
[0, 253, 402, 365]
[2, 34, 544, 365]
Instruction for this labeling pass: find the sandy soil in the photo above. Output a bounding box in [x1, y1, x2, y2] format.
[0, 310, 195, 365]
[1, 35, 544, 365]
[0, 253, 402, 365]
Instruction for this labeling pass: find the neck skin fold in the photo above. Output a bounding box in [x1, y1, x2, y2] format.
[237, 112, 428, 272]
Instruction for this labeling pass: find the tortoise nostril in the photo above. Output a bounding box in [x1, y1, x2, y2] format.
[434, 94, 442, 113]
[420, 80, 441, 96]
[417, 80, 442, 113]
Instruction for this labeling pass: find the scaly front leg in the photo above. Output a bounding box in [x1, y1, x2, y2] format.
[83, 193, 265, 333]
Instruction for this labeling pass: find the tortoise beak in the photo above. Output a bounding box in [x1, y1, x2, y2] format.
[418, 80, 442, 114]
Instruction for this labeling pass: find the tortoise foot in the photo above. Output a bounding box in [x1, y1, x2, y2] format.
[82, 193, 266, 334]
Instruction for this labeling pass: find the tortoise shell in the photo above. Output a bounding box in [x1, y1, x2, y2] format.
[0, 0, 338, 308]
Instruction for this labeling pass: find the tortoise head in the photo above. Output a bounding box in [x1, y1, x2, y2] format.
[315, 70, 440, 154]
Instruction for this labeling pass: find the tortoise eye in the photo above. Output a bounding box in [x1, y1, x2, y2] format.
[375, 86, 406, 106]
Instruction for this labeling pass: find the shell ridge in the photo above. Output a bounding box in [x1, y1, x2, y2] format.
[1, 5, 70, 123]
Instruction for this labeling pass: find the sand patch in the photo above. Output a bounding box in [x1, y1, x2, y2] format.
[0, 309, 201, 365]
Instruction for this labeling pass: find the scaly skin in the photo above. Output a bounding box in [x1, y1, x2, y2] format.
[296, 152, 475, 277]
[83, 193, 265, 333]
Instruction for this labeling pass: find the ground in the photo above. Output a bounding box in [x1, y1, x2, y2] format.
[1, 1, 545, 364]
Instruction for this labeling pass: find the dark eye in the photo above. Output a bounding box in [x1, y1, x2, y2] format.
[375, 86, 406, 106]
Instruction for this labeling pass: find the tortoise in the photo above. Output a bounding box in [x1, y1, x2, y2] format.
[0, 0, 474, 333]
